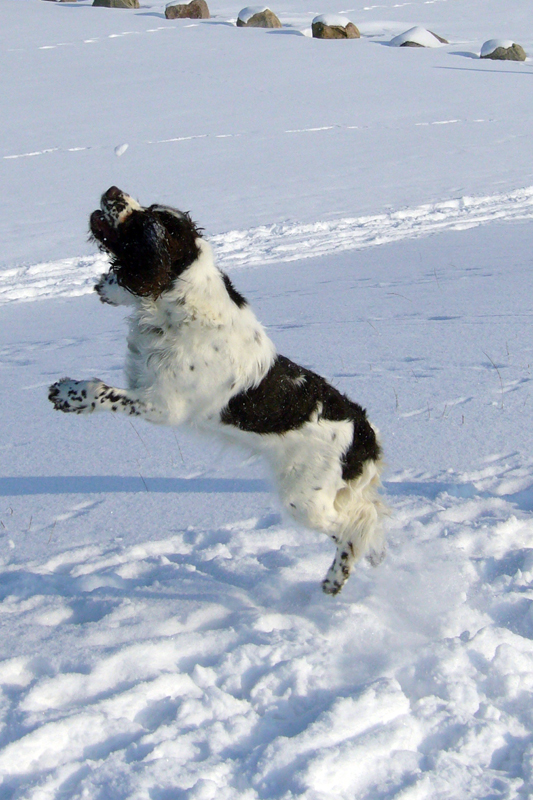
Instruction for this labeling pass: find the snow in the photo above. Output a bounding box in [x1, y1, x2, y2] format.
[389, 26, 445, 48]
[1, 0, 533, 798]
[237, 6, 268, 23]
[114, 143, 129, 157]
[312, 15, 353, 28]
[480, 38, 516, 57]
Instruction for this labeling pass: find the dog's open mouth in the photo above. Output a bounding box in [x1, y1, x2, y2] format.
[90, 209, 116, 247]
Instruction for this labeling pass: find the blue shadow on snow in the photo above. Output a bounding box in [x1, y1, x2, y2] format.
[0, 476, 268, 496]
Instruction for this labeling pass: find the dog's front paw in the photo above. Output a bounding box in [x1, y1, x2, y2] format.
[48, 378, 100, 414]
[95, 271, 135, 306]
[95, 271, 119, 305]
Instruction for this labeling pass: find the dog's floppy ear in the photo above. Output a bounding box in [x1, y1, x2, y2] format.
[110, 214, 174, 298]
[98, 201, 204, 299]
[159, 211, 203, 278]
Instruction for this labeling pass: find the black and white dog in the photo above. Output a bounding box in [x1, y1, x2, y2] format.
[49, 187, 385, 595]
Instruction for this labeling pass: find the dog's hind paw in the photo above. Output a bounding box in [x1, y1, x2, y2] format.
[48, 378, 99, 414]
[321, 576, 344, 596]
[322, 546, 353, 596]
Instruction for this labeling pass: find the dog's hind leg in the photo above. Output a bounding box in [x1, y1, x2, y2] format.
[321, 512, 380, 595]
[322, 461, 385, 595]
[322, 543, 358, 596]
[322, 527, 385, 594]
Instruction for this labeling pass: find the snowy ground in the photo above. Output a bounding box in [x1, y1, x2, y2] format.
[1, 1, 533, 798]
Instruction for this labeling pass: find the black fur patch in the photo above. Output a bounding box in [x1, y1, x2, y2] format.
[221, 272, 247, 308]
[220, 355, 380, 479]
[90, 191, 202, 299]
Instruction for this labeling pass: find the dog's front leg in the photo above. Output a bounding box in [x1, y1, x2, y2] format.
[48, 378, 163, 422]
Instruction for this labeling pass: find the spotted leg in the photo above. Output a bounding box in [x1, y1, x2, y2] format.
[322, 542, 358, 596]
[48, 378, 163, 422]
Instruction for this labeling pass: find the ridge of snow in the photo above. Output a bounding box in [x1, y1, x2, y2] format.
[312, 14, 353, 27]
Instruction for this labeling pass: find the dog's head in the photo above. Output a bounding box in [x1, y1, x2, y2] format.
[90, 186, 203, 298]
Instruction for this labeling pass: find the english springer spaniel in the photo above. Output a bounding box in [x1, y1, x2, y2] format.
[49, 187, 385, 595]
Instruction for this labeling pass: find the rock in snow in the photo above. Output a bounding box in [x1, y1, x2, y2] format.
[390, 26, 448, 48]
[165, 0, 210, 19]
[480, 39, 526, 60]
[92, 0, 139, 7]
[312, 14, 360, 39]
[236, 7, 282, 28]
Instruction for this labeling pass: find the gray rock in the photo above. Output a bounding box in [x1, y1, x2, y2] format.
[311, 21, 360, 40]
[429, 31, 448, 43]
[481, 43, 526, 61]
[236, 9, 282, 29]
[165, 0, 210, 19]
[92, 0, 139, 8]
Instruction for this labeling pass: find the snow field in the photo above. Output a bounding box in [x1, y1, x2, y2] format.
[1, 460, 533, 798]
[2, 0, 533, 269]
[1, 0, 533, 797]
[2, 216, 533, 797]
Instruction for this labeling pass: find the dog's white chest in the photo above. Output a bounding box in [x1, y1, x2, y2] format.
[125, 299, 274, 426]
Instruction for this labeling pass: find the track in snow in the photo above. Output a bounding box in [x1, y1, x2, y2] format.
[2, 185, 533, 305]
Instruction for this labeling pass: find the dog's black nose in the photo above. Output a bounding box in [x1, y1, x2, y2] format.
[103, 186, 124, 202]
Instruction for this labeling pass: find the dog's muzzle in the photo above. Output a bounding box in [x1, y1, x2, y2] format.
[101, 186, 142, 225]
[90, 186, 142, 246]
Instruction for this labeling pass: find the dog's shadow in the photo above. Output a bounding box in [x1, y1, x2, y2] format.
[0, 476, 268, 496]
